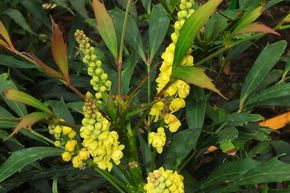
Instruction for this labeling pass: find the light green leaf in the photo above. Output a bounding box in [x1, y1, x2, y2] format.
[0, 147, 62, 183]
[233, 6, 263, 33]
[172, 0, 222, 69]
[148, 4, 170, 61]
[92, 0, 118, 60]
[4, 88, 53, 115]
[0, 74, 27, 116]
[240, 40, 287, 109]
[172, 66, 223, 96]
[3, 9, 36, 35]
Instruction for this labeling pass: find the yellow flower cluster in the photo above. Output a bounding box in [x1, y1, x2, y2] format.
[48, 121, 90, 168]
[151, 0, 195, 133]
[144, 167, 184, 193]
[74, 29, 112, 100]
[80, 92, 124, 171]
[148, 127, 166, 153]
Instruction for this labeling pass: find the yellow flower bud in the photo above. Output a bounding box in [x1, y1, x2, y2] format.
[150, 102, 165, 122]
[72, 156, 83, 168]
[169, 98, 186, 113]
[68, 130, 77, 139]
[62, 151, 71, 162]
[62, 126, 72, 135]
[65, 140, 78, 152]
[54, 141, 61, 147]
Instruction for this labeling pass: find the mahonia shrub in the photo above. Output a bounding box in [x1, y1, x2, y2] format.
[0, 0, 290, 193]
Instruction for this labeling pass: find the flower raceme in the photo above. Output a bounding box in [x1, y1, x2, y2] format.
[150, 0, 195, 140]
[74, 29, 112, 100]
[144, 167, 185, 193]
[80, 92, 124, 171]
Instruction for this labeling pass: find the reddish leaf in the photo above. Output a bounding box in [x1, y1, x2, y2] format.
[234, 22, 279, 35]
[51, 19, 69, 82]
[0, 20, 14, 48]
[10, 112, 51, 136]
[23, 52, 63, 79]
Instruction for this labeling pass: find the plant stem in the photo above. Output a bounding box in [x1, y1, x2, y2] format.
[117, 0, 132, 96]
[93, 166, 127, 193]
[29, 129, 55, 145]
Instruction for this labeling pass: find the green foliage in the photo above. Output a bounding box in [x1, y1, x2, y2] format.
[0, 0, 289, 193]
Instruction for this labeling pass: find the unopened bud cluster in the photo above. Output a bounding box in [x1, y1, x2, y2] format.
[80, 92, 124, 171]
[144, 167, 184, 193]
[150, 0, 195, 137]
[74, 29, 112, 100]
[48, 120, 90, 168]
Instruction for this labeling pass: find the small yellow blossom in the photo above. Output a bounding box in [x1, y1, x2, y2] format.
[65, 140, 78, 152]
[144, 167, 184, 193]
[62, 126, 72, 135]
[54, 141, 61, 147]
[169, 98, 186, 113]
[150, 102, 165, 122]
[62, 151, 72, 162]
[164, 114, 181, 133]
[148, 127, 166, 153]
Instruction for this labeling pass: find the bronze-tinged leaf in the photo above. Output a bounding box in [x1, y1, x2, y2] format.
[172, 66, 225, 98]
[92, 0, 118, 60]
[10, 112, 51, 136]
[0, 20, 14, 48]
[234, 22, 279, 35]
[23, 52, 63, 79]
[51, 19, 69, 82]
[4, 88, 53, 115]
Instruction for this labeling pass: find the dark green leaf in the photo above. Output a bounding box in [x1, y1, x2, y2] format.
[121, 52, 138, 95]
[3, 9, 36, 35]
[47, 99, 75, 124]
[216, 112, 264, 125]
[0, 147, 62, 183]
[111, 9, 145, 61]
[246, 83, 290, 108]
[0, 54, 39, 69]
[148, 4, 170, 61]
[68, 0, 88, 18]
[240, 40, 287, 109]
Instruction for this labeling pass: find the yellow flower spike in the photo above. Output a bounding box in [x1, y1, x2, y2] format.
[169, 98, 186, 113]
[65, 140, 78, 152]
[150, 101, 165, 122]
[148, 127, 166, 154]
[144, 167, 184, 193]
[62, 151, 72, 162]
